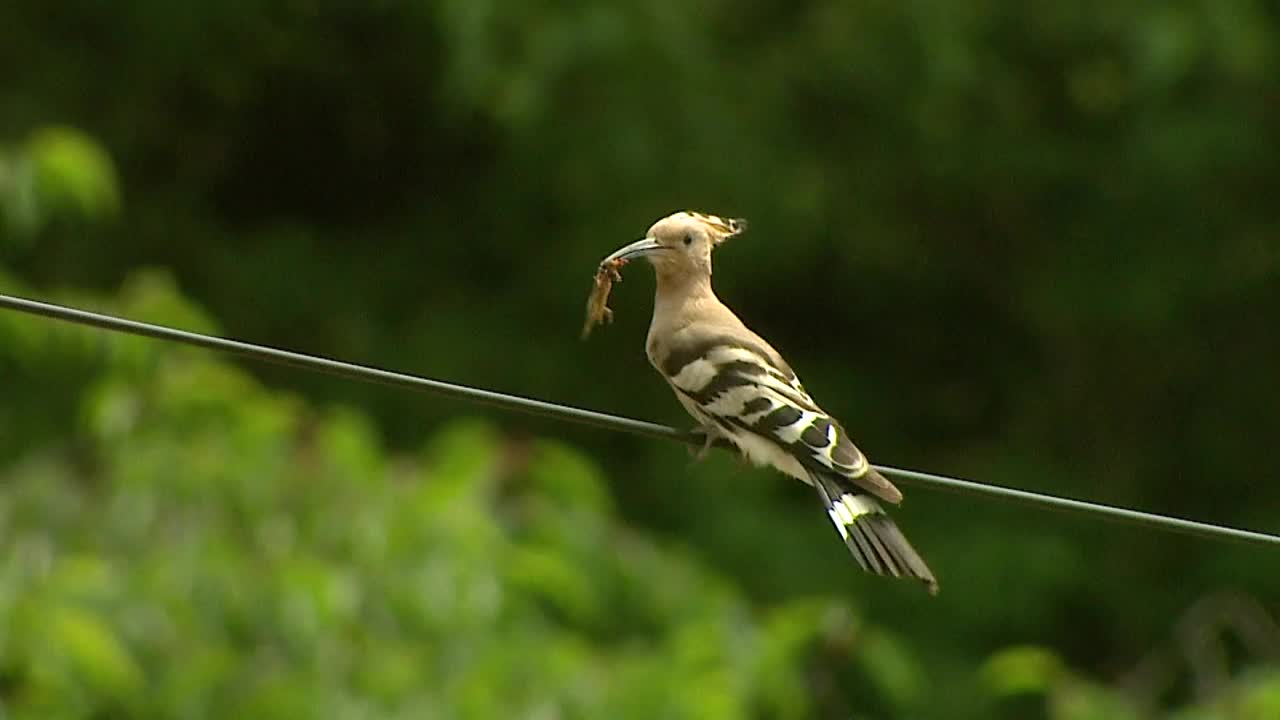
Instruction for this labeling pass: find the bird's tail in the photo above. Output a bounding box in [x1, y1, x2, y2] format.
[814, 473, 938, 594]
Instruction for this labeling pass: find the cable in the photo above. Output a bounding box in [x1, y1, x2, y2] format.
[2, 291, 1277, 550]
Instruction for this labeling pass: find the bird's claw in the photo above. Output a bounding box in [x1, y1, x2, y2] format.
[687, 426, 719, 460]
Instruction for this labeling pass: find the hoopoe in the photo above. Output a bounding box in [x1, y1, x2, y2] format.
[599, 211, 937, 593]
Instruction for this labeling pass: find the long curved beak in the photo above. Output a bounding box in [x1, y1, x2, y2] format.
[601, 237, 666, 265]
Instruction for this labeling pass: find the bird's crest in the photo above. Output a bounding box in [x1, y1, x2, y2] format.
[683, 211, 748, 245]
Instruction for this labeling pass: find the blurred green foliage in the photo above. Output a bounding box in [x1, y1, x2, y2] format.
[0, 127, 119, 240]
[1, 0, 1278, 717]
[0, 275, 941, 718]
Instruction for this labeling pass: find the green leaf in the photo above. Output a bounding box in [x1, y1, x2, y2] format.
[48, 605, 144, 698]
[982, 645, 1064, 696]
[28, 126, 120, 220]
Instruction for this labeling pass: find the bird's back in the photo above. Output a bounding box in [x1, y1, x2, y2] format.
[647, 295, 903, 503]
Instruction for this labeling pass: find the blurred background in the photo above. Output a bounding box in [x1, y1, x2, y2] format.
[2, 1, 1278, 718]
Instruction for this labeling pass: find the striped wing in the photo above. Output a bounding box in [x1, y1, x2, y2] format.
[660, 335, 902, 504]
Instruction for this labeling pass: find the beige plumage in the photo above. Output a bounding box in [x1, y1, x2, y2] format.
[597, 211, 937, 593]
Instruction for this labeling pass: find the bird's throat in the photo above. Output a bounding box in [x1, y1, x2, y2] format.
[654, 271, 715, 313]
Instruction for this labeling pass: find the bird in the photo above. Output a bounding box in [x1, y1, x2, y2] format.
[598, 210, 937, 593]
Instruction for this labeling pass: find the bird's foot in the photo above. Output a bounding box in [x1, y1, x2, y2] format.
[687, 425, 718, 461]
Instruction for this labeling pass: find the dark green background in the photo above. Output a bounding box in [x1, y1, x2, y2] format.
[2, 1, 1278, 717]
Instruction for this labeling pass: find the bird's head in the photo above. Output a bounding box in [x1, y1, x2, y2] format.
[601, 211, 748, 279]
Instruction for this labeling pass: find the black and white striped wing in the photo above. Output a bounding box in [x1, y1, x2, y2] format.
[660, 335, 902, 504]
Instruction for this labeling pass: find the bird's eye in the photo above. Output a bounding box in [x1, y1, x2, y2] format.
[683, 234, 693, 246]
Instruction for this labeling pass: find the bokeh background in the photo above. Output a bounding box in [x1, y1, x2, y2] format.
[2, 1, 1279, 718]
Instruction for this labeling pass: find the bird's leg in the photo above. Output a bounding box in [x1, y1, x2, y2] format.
[687, 425, 718, 460]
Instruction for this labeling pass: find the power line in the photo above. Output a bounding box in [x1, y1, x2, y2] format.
[2, 291, 1277, 550]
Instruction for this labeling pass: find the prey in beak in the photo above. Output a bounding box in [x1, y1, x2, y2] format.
[581, 238, 665, 339]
